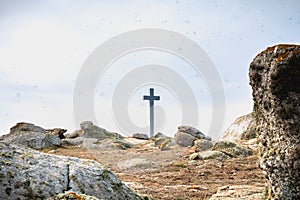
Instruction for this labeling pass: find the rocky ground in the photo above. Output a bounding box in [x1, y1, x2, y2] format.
[1, 120, 266, 199]
[45, 138, 266, 200]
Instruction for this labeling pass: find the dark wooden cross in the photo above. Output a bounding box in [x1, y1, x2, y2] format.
[143, 88, 160, 138]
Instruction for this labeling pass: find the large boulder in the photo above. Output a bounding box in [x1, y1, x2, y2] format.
[175, 126, 211, 147]
[80, 121, 122, 140]
[0, 141, 142, 200]
[62, 121, 133, 150]
[177, 126, 211, 140]
[174, 131, 196, 147]
[249, 44, 300, 199]
[0, 122, 66, 150]
[220, 112, 256, 143]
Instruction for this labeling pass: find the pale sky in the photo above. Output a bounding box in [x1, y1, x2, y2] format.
[0, 0, 299, 138]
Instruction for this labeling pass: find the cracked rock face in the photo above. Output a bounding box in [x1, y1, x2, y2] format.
[249, 44, 300, 199]
[0, 142, 142, 200]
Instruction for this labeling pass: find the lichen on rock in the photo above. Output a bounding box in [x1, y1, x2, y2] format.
[212, 141, 252, 158]
[249, 44, 300, 199]
[0, 141, 142, 200]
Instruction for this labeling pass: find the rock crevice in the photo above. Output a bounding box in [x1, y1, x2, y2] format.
[0, 142, 142, 200]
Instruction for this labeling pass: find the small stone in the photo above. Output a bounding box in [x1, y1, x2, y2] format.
[132, 133, 149, 140]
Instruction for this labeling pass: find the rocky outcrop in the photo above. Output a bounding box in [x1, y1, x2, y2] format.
[63, 137, 133, 150]
[45, 128, 67, 139]
[220, 112, 256, 143]
[175, 126, 211, 147]
[0, 122, 66, 149]
[80, 121, 123, 139]
[249, 44, 300, 199]
[62, 122, 133, 150]
[0, 142, 142, 200]
[189, 141, 252, 161]
[85, 138, 134, 150]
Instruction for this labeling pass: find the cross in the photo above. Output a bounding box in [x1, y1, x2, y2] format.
[143, 88, 160, 138]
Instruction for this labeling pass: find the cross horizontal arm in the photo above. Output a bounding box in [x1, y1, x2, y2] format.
[143, 95, 160, 101]
[143, 95, 151, 100]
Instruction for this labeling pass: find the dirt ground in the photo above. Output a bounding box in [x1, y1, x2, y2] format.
[46, 140, 266, 200]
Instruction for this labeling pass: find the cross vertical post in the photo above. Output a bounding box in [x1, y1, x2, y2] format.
[143, 88, 160, 138]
